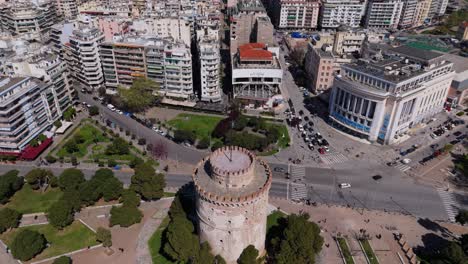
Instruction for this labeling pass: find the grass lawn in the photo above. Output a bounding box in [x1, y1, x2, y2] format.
[167, 113, 223, 140]
[56, 123, 109, 158]
[271, 123, 290, 148]
[148, 216, 173, 264]
[0, 221, 98, 261]
[5, 185, 63, 214]
[360, 239, 379, 264]
[267, 210, 286, 232]
[337, 237, 355, 264]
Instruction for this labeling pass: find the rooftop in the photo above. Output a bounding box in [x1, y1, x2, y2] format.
[239, 43, 272, 60]
[0, 77, 27, 93]
[390, 45, 444, 61]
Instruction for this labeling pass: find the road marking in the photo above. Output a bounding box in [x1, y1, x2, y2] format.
[320, 152, 348, 165]
[289, 182, 308, 201]
[394, 163, 411, 172]
[437, 188, 459, 222]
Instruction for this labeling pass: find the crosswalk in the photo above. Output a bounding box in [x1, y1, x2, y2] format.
[320, 152, 348, 165]
[290, 166, 306, 181]
[393, 163, 411, 172]
[437, 188, 459, 222]
[290, 182, 308, 201]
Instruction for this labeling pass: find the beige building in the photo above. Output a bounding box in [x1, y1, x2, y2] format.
[192, 146, 272, 264]
[333, 30, 366, 56]
[414, 0, 431, 26]
[457, 21, 468, 41]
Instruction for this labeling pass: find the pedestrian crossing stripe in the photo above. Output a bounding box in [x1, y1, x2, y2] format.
[437, 188, 459, 222]
[320, 153, 348, 165]
[290, 182, 308, 201]
[394, 163, 411, 172]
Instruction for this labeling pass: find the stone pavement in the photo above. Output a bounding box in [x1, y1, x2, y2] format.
[270, 197, 468, 264]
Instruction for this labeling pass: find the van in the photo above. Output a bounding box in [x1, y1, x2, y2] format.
[107, 104, 115, 111]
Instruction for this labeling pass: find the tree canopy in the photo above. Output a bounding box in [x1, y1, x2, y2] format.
[109, 205, 143, 227]
[105, 137, 130, 156]
[0, 208, 21, 233]
[52, 256, 72, 264]
[47, 200, 74, 229]
[10, 229, 46, 261]
[457, 210, 468, 225]
[118, 78, 158, 112]
[0, 170, 24, 204]
[96, 227, 112, 248]
[268, 213, 323, 264]
[58, 169, 85, 191]
[130, 162, 165, 201]
[25, 169, 53, 190]
[238, 245, 259, 264]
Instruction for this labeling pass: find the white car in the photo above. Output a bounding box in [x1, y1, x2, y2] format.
[116, 110, 123, 115]
[339, 183, 351, 189]
[402, 158, 411, 164]
[430, 133, 438, 139]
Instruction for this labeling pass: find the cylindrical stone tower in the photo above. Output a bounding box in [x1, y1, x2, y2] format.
[192, 146, 272, 264]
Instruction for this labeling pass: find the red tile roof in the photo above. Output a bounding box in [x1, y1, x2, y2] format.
[20, 137, 53, 160]
[239, 43, 272, 60]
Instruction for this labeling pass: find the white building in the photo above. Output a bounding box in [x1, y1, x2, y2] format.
[398, 0, 418, 29]
[320, 0, 367, 29]
[271, 0, 320, 30]
[365, 0, 404, 30]
[197, 26, 222, 103]
[429, 0, 449, 17]
[232, 43, 282, 106]
[56, 0, 78, 19]
[0, 76, 71, 154]
[63, 26, 105, 90]
[132, 18, 192, 46]
[328, 45, 455, 145]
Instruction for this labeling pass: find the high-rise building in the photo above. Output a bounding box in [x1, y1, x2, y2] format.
[56, 0, 78, 19]
[63, 26, 105, 90]
[192, 146, 272, 263]
[0, 2, 56, 42]
[328, 45, 455, 145]
[197, 26, 222, 103]
[413, 0, 431, 26]
[398, 0, 418, 28]
[132, 18, 192, 46]
[100, 37, 195, 101]
[0, 76, 71, 154]
[270, 0, 320, 30]
[429, 0, 448, 17]
[365, 0, 404, 30]
[320, 0, 367, 29]
[232, 43, 282, 106]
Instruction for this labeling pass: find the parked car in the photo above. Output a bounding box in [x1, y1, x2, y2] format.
[274, 167, 286, 173]
[402, 158, 411, 164]
[339, 183, 351, 189]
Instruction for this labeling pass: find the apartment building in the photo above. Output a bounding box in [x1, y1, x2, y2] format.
[429, 0, 449, 17]
[63, 26, 105, 90]
[132, 18, 192, 46]
[56, 0, 78, 19]
[197, 26, 222, 103]
[0, 76, 71, 153]
[232, 43, 282, 106]
[328, 45, 455, 145]
[413, 0, 431, 26]
[100, 37, 194, 100]
[398, 0, 417, 28]
[365, 0, 404, 30]
[333, 29, 366, 56]
[0, 2, 56, 42]
[270, 0, 320, 30]
[320, 0, 367, 29]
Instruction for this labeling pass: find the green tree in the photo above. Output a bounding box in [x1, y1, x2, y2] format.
[129, 156, 144, 168]
[130, 162, 166, 200]
[63, 107, 76, 121]
[270, 213, 324, 264]
[444, 144, 454, 153]
[196, 137, 210, 149]
[120, 189, 140, 207]
[47, 200, 74, 229]
[52, 256, 72, 264]
[105, 137, 130, 155]
[0, 170, 24, 204]
[0, 208, 22, 233]
[10, 229, 46, 261]
[238, 245, 259, 264]
[96, 227, 112, 248]
[215, 255, 227, 264]
[58, 168, 85, 191]
[456, 154, 468, 179]
[197, 242, 215, 264]
[89, 106, 99, 116]
[461, 234, 468, 255]
[25, 168, 52, 190]
[54, 120, 62, 128]
[440, 241, 466, 264]
[79, 180, 101, 206]
[173, 130, 196, 144]
[64, 140, 79, 153]
[109, 205, 143, 227]
[118, 78, 158, 112]
[101, 177, 123, 202]
[61, 190, 82, 212]
[45, 155, 57, 164]
[457, 210, 468, 225]
[163, 216, 200, 262]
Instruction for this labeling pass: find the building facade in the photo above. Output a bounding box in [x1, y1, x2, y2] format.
[232, 43, 282, 106]
[364, 0, 404, 30]
[192, 146, 272, 263]
[398, 0, 417, 28]
[63, 26, 105, 90]
[328, 46, 455, 145]
[0, 77, 70, 153]
[320, 0, 367, 29]
[56, 0, 78, 20]
[271, 0, 320, 30]
[197, 26, 222, 103]
[132, 18, 192, 46]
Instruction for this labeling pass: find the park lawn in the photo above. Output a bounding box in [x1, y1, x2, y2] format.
[0, 221, 98, 261]
[167, 113, 223, 140]
[360, 239, 379, 264]
[337, 237, 355, 264]
[264, 123, 290, 149]
[267, 210, 286, 232]
[89, 152, 136, 162]
[5, 184, 63, 214]
[56, 123, 109, 158]
[148, 216, 174, 264]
